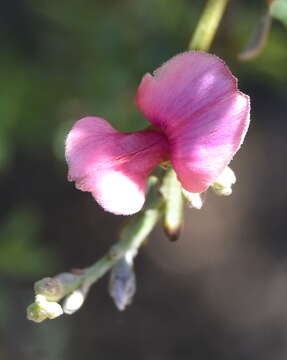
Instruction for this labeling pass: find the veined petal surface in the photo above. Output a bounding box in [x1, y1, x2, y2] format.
[170, 92, 250, 192]
[135, 51, 250, 192]
[65, 117, 168, 215]
[136, 51, 238, 134]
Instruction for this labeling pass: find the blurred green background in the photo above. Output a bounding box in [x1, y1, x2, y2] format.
[1, 0, 287, 359]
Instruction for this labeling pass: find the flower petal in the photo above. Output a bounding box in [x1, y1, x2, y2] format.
[65, 117, 168, 215]
[135, 51, 250, 192]
[135, 51, 238, 135]
[170, 92, 250, 193]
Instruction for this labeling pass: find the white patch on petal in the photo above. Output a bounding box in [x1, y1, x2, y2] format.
[92, 170, 145, 215]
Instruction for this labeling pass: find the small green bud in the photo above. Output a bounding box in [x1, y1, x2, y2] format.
[27, 302, 48, 323]
[34, 277, 64, 302]
[27, 295, 63, 323]
[161, 169, 184, 241]
[212, 167, 236, 196]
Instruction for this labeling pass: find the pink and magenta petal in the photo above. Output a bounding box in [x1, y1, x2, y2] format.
[135, 51, 250, 192]
[170, 92, 250, 193]
[135, 51, 238, 135]
[65, 116, 169, 215]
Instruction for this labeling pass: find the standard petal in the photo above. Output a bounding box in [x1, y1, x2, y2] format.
[135, 51, 238, 134]
[170, 92, 250, 193]
[65, 116, 168, 215]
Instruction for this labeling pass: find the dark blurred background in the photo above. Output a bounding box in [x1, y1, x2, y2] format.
[1, 0, 287, 359]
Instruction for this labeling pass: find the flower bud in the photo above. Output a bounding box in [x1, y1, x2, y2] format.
[212, 167, 236, 196]
[160, 169, 184, 241]
[27, 302, 48, 323]
[109, 252, 136, 311]
[27, 295, 63, 323]
[35, 295, 63, 319]
[34, 277, 64, 302]
[63, 290, 85, 315]
[62, 285, 89, 315]
[55, 272, 81, 285]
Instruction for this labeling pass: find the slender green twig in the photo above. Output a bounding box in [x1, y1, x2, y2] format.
[27, 178, 163, 321]
[83, 179, 163, 288]
[189, 0, 230, 52]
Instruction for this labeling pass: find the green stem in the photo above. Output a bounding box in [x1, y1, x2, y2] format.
[188, 0, 230, 51]
[30, 178, 163, 306]
[82, 177, 163, 289]
[83, 190, 163, 288]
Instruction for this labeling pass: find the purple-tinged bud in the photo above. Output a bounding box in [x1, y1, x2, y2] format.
[109, 252, 136, 311]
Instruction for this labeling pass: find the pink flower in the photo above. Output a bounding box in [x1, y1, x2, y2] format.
[65, 51, 250, 215]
